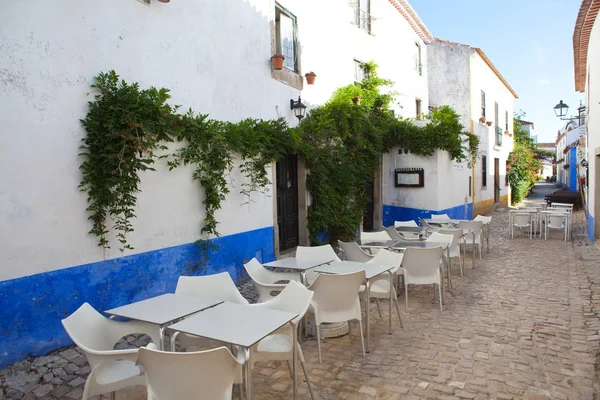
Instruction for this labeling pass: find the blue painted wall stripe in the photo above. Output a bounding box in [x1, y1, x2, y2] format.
[569, 147, 577, 191]
[0, 226, 274, 369]
[382, 203, 473, 227]
[588, 213, 595, 244]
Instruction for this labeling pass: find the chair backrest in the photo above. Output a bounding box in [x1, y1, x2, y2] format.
[367, 248, 403, 274]
[295, 244, 341, 264]
[176, 272, 248, 305]
[419, 218, 435, 228]
[308, 270, 365, 324]
[513, 213, 532, 226]
[243, 258, 272, 285]
[457, 220, 483, 240]
[401, 247, 443, 285]
[473, 215, 492, 224]
[427, 232, 453, 246]
[251, 281, 313, 325]
[136, 346, 239, 400]
[360, 231, 391, 243]
[548, 214, 567, 228]
[437, 228, 461, 250]
[431, 213, 450, 221]
[394, 220, 418, 228]
[383, 227, 403, 240]
[62, 303, 124, 354]
[337, 240, 373, 262]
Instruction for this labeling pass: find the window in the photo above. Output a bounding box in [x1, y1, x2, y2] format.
[414, 43, 422, 76]
[481, 155, 487, 187]
[480, 91, 486, 117]
[350, 0, 371, 33]
[415, 99, 422, 118]
[495, 102, 502, 146]
[354, 59, 368, 83]
[505, 110, 509, 132]
[275, 4, 297, 72]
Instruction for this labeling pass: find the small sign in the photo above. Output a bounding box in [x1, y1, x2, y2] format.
[395, 168, 424, 188]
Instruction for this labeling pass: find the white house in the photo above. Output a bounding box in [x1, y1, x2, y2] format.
[573, 0, 600, 243]
[426, 39, 517, 217]
[0, 0, 434, 367]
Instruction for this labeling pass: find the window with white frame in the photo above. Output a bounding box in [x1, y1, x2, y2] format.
[414, 42, 422, 76]
[275, 4, 297, 72]
[354, 59, 368, 83]
[350, 0, 371, 33]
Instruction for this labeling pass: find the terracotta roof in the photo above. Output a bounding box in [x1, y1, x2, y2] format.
[433, 39, 519, 99]
[573, 0, 600, 92]
[516, 119, 534, 129]
[388, 0, 433, 43]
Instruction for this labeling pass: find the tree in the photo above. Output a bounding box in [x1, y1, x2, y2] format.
[507, 111, 542, 204]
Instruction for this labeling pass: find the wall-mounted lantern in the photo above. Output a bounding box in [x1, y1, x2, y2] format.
[290, 96, 307, 121]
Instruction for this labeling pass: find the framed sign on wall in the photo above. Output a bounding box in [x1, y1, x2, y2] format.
[394, 168, 424, 188]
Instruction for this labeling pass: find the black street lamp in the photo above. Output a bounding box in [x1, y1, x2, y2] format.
[290, 96, 307, 121]
[553, 100, 569, 118]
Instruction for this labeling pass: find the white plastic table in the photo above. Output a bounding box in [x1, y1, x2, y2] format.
[105, 293, 223, 350]
[264, 258, 334, 285]
[314, 261, 395, 353]
[509, 209, 539, 238]
[167, 302, 298, 400]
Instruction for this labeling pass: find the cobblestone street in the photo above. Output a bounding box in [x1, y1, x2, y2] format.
[2, 202, 600, 399]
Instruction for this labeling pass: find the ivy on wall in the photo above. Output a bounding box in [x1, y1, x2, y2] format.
[79, 67, 477, 251]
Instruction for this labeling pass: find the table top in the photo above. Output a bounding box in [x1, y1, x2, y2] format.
[358, 239, 400, 247]
[105, 294, 223, 326]
[167, 302, 297, 348]
[392, 240, 449, 249]
[314, 260, 394, 280]
[394, 226, 425, 233]
[510, 208, 538, 213]
[263, 258, 334, 271]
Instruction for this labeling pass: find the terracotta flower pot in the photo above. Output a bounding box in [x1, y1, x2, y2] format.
[479, 116, 486, 124]
[486, 121, 493, 127]
[271, 54, 285, 70]
[305, 72, 317, 85]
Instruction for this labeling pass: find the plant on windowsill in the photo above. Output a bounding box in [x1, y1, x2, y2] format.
[486, 121, 493, 127]
[479, 116, 486, 124]
[271, 54, 285, 70]
[504, 130, 512, 137]
[305, 72, 317, 85]
[563, 165, 569, 169]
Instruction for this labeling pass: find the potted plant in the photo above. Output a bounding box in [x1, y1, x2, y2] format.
[486, 121, 493, 127]
[305, 71, 317, 85]
[479, 116, 486, 124]
[271, 54, 285, 70]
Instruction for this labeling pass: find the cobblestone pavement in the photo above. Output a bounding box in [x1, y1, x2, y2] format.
[2, 200, 600, 399]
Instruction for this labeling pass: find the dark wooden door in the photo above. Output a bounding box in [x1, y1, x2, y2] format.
[276, 155, 299, 251]
[363, 179, 375, 231]
[494, 158, 500, 204]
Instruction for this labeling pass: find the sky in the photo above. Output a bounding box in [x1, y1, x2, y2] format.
[410, 0, 585, 143]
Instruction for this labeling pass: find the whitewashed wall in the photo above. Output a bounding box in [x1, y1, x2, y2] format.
[586, 16, 600, 240]
[0, 0, 303, 281]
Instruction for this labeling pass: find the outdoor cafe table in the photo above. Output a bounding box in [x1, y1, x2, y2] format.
[424, 222, 478, 269]
[104, 293, 223, 350]
[509, 209, 540, 238]
[313, 260, 395, 353]
[167, 302, 298, 400]
[264, 257, 334, 285]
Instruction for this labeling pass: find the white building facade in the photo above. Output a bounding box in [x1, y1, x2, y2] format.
[0, 0, 433, 366]
[427, 40, 517, 216]
[574, 0, 600, 243]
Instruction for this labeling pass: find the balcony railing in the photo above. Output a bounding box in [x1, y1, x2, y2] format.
[350, 4, 371, 33]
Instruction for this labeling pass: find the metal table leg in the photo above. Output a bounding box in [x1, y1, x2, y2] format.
[245, 348, 253, 400]
[388, 271, 393, 334]
[365, 279, 371, 353]
[472, 232, 476, 269]
[446, 246, 453, 292]
[486, 224, 490, 253]
[291, 321, 297, 400]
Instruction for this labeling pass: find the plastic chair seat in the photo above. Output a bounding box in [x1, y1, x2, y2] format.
[94, 360, 144, 386]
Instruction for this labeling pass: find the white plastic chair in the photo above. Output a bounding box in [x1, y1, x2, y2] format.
[173, 273, 248, 352]
[545, 213, 568, 241]
[394, 220, 418, 228]
[438, 228, 464, 277]
[431, 213, 451, 221]
[473, 215, 492, 252]
[512, 213, 532, 239]
[419, 218, 436, 229]
[295, 245, 341, 285]
[362, 249, 403, 327]
[308, 270, 366, 363]
[248, 281, 316, 399]
[243, 258, 300, 302]
[61, 303, 161, 400]
[136, 344, 242, 400]
[337, 240, 373, 262]
[457, 220, 483, 260]
[401, 247, 444, 312]
[360, 231, 392, 244]
[383, 227, 404, 241]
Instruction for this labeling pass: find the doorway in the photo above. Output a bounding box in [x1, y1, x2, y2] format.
[595, 154, 600, 240]
[494, 158, 500, 204]
[363, 179, 375, 231]
[276, 154, 299, 252]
